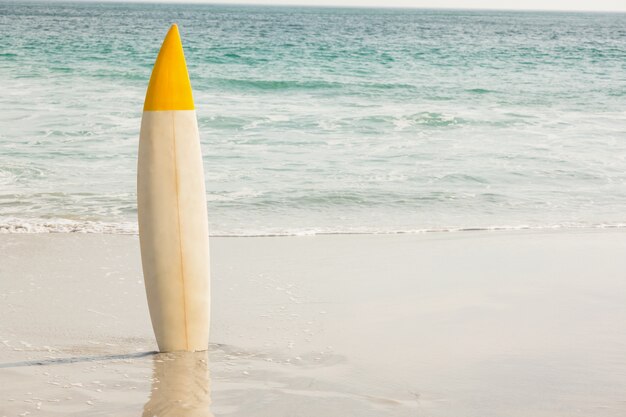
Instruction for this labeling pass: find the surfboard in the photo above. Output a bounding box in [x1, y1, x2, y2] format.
[137, 24, 210, 352]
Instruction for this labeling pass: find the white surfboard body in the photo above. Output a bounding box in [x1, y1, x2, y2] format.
[137, 25, 210, 352]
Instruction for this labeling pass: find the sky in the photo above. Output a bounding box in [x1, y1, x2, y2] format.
[167, 0, 626, 12]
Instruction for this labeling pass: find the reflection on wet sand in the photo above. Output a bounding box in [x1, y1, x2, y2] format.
[142, 351, 213, 417]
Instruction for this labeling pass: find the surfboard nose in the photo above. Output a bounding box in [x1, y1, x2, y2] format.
[143, 24, 195, 111]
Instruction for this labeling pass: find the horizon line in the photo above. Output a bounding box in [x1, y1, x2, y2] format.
[7, 0, 626, 14]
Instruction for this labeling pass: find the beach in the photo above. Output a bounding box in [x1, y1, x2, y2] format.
[2, 3, 626, 415]
[2, 229, 625, 416]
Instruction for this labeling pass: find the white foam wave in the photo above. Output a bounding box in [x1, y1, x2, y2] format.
[2, 218, 626, 236]
[0, 218, 138, 234]
[209, 223, 626, 237]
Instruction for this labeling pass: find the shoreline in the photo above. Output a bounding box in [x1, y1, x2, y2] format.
[1, 229, 625, 416]
[3, 219, 626, 236]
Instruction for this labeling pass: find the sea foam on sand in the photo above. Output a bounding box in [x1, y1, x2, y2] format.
[1, 230, 625, 416]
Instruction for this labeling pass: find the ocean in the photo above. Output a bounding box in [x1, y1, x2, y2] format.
[1, 1, 625, 235]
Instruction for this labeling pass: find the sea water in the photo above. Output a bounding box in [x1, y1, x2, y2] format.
[1, 1, 625, 235]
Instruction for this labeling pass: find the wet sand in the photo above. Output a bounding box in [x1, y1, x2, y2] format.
[1, 230, 625, 416]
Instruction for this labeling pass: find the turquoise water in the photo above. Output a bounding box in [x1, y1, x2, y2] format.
[1, 2, 626, 235]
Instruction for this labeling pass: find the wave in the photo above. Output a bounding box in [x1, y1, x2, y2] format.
[0, 218, 138, 234]
[201, 77, 420, 93]
[206, 78, 343, 91]
[466, 88, 496, 94]
[209, 223, 626, 237]
[2, 217, 625, 236]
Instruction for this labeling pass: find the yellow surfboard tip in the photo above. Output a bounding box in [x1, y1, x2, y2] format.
[143, 24, 195, 111]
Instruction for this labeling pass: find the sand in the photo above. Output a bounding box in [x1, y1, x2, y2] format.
[1, 230, 625, 416]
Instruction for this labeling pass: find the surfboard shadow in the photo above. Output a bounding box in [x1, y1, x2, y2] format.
[0, 351, 158, 368]
[142, 350, 214, 417]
